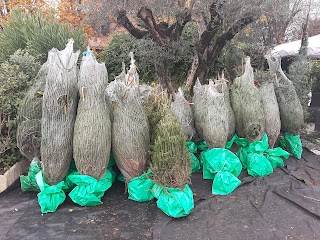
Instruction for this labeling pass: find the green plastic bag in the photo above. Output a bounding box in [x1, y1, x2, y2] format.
[203, 148, 242, 180]
[68, 170, 114, 206]
[35, 171, 66, 214]
[197, 141, 208, 151]
[284, 133, 303, 159]
[20, 161, 41, 192]
[152, 184, 164, 199]
[212, 172, 241, 195]
[264, 148, 290, 168]
[157, 184, 194, 218]
[199, 151, 206, 165]
[236, 147, 249, 169]
[277, 133, 302, 159]
[247, 153, 273, 177]
[128, 170, 154, 202]
[186, 141, 197, 153]
[248, 134, 269, 154]
[277, 136, 287, 150]
[190, 154, 200, 173]
[235, 134, 289, 176]
[225, 134, 237, 149]
[234, 135, 250, 148]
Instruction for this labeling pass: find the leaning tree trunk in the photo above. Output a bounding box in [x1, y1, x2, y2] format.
[155, 61, 175, 95]
[185, 2, 256, 90]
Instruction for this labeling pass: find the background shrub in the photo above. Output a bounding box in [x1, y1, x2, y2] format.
[0, 50, 41, 172]
[0, 8, 85, 64]
[98, 23, 197, 85]
[311, 60, 320, 93]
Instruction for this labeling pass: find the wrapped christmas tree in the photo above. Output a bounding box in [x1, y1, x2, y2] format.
[108, 53, 150, 182]
[266, 54, 304, 134]
[17, 63, 48, 160]
[202, 81, 229, 148]
[255, 71, 281, 148]
[73, 48, 111, 179]
[192, 79, 207, 139]
[150, 92, 194, 218]
[151, 108, 191, 189]
[230, 57, 265, 142]
[171, 88, 195, 140]
[215, 74, 235, 141]
[41, 39, 80, 185]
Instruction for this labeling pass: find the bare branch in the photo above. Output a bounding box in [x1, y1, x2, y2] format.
[197, 1, 224, 55]
[208, 14, 256, 59]
[167, 10, 192, 41]
[117, 10, 148, 39]
[137, 7, 169, 45]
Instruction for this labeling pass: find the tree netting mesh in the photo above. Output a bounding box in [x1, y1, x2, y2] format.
[170, 88, 195, 140]
[125, 52, 139, 86]
[215, 77, 235, 141]
[16, 63, 48, 161]
[255, 71, 281, 148]
[107, 55, 150, 182]
[202, 81, 229, 148]
[41, 39, 80, 185]
[265, 54, 304, 134]
[73, 49, 111, 180]
[230, 57, 265, 142]
[192, 79, 207, 140]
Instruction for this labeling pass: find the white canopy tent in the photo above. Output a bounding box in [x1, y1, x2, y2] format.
[271, 34, 320, 59]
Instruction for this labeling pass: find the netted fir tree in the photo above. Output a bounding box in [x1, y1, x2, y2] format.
[150, 104, 191, 190]
[144, 87, 172, 145]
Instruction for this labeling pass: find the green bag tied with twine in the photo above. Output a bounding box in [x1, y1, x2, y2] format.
[186, 141, 200, 172]
[35, 171, 66, 214]
[68, 170, 114, 206]
[234, 134, 289, 177]
[156, 184, 194, 218]
[212, 172, 241, 195]
[186, 141, 197, 153]
[151, 184, 164, 199]
[203, 148, 242, 180]
[277, 133, 302, 159]
[20, 161, 41, 192]
[128, 170, 154, 202]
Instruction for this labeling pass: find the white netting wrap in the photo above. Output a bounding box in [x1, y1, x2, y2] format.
[41, 39, 80, 185]
[265, 54, 303, 134]
[73, 48, 111, 180]
[171, 88, 195, 140]
[230, 57, 265, 142]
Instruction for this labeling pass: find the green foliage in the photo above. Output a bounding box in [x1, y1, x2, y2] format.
[311, 60, 320, 93]
[98, 33, 143, 81]
[148, 91, 191, 189]
[288, 58, 312, 120]
[211, 40, 266, 81]
[98, 23, 197, 84]
[0, 50, 40, 171]
[151, 108, 191, 189]
[9, 49, 41, 78]
[0, 8, 85, 64]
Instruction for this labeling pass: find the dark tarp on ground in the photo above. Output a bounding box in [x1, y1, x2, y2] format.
[0, 148, 320, 240]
